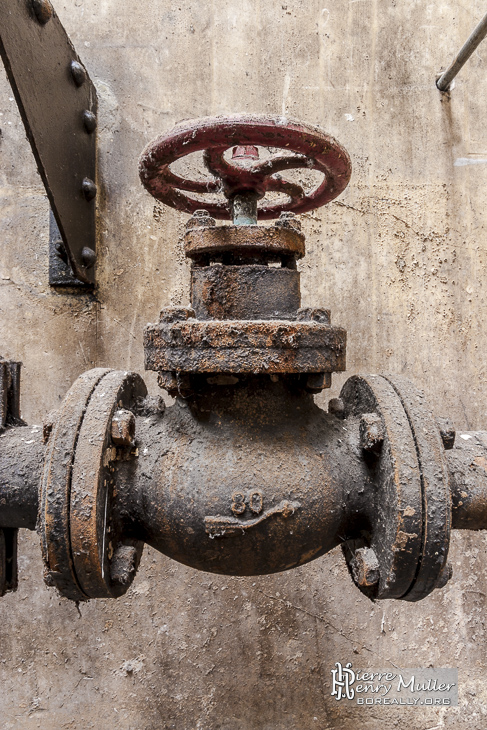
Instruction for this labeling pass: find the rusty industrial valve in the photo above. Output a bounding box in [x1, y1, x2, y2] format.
[1, 115, 487, 606]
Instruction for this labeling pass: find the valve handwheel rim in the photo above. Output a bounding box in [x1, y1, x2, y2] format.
[139, 115, 352, 220]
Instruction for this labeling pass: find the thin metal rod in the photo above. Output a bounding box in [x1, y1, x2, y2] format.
[437, 12, 487, 91]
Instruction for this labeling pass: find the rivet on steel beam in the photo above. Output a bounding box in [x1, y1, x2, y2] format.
[350, 547, 380, 588]
[31, 0, 53, 25]
[359, 412, 385, 454]
[111, 409, 136, 447]
[81, 247, 96, 269]
[82, 177, 97, 201]
[70, 60, 87, 87]
[82, 110, 97, 134]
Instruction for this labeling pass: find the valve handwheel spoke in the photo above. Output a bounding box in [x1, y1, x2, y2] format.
[139, 115, 352, 220]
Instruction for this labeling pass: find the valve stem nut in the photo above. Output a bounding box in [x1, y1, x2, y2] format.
[275, 211, 302, 232]
[360, 412, 385, 453]
[111, 409, 136, 446]
[350, 547, 380, 588]
[437, 417, 455, 450]
[185, 209, 216, 230]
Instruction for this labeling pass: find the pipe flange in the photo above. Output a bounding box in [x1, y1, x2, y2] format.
[340, 374, 450, 601]
[40, 368, 110, 601]
[145, 317, 346, 376]
[40, 369, 147, 600]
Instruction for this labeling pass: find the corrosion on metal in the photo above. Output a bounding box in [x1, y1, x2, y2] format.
[139, 115, 352, 220]
[3, 114, 487, 608]
[145, 317, 346, 375]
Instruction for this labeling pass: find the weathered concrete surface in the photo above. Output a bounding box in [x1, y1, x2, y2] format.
[2, 0, 487, 727]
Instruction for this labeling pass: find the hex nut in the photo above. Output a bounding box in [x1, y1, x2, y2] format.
[275, 211, 302, 232]
[304, 373, 331, 393]
[111, 409, 136, 446]
[359, 412, 385, 453]
[185, 209, 216, 230]
[350, 547, 380, 588]
[297, 307, 331, 324]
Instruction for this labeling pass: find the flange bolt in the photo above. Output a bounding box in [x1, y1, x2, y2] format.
[360, 412, 385, 454]
[275, 210, 302, 232]
[111, 409, 136, 447]
[350, 547, 380, 588]
[437, 417, 455, 450]
[185, 209, 216, 230]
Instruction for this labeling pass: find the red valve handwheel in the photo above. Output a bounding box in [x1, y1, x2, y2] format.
[139, 115, 352, 220]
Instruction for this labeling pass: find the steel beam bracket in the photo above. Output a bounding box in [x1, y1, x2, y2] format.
[0, 0, 98, 286]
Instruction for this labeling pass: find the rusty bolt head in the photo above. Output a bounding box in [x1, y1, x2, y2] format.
[328, 397, 345, 419]
[159, 306, 195, 324]
[111, 409, 136, 447]
[31, 0, 53, 24]
[70, 60, 87, 87]
[350, 547, 380, 588]
[185, 209, 216, 230]
[275, 211, 302, 232]
[437, 417, 455, 450]
[297, 307, 331, 324]
[359, 412, 385, 453]
[435, 562, 453, 590]
[110, 545, 137, 586]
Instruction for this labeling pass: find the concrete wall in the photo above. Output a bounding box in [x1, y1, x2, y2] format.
[1, 1, 487, 727]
